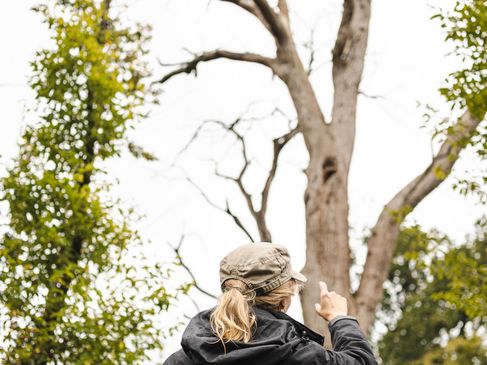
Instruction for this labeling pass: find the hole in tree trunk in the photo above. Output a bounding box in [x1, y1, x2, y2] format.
[322, 157, 337, 183]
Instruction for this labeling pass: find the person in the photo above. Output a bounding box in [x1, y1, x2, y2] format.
[164, 243, 378, 365]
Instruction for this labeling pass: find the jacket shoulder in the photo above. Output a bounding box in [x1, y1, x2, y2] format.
[163, 349, 193, 365]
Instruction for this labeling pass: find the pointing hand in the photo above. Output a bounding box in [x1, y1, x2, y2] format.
[314, 281, 348, 321]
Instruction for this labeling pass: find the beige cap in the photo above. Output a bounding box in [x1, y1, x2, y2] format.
[219, 242, 307, 295]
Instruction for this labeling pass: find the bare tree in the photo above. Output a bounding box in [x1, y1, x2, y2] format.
[156, 0, 483, 335]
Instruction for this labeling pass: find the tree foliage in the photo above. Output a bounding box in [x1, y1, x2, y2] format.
[378, 4, 487, 359]
[432, 217, 487, 320]
[378, 221, 487, 364]
[435, 0, 487, 202]
[437, 0, 487, 120]
[0, 0, 172, 363]
[412, 336, 487, 365]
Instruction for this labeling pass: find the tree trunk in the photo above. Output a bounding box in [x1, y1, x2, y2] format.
[301, 155, 353, 335]
[297, 0, 371, 335]
[269, 0, 368, 336]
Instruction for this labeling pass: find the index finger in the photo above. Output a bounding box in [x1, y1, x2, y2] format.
[319, 281, 329, 294]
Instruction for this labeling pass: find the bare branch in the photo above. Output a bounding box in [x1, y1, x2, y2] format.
[332, 0, 355, 68]
[187, 296, 201, 313]
[331, 0, 372, 169]
[393, 110, 479, 216]
[173, 107, 298, 244]
[171, 106, 296, 244]
[171, 115, 254, 166]
[253, 0, 289, 43]
[224, 199, 257, 242]
[261, 128, 299, 217]
[155, 50, 277, 85]
[209, 112, 298, 242]
[185, 175, 255, 242]
[214, 124, 299, 242]
[304, 28, 317, 76]
[172, 106, 293, 165]
[277, 0, 289, 21]
[211, 121, 261, 234]
[358, 90, 385, 100]
[169, 235, 218, 299]
[355, 109, 482, 331]
[171, 121, 212, 167]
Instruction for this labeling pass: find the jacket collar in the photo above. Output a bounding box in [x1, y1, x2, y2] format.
[254, 306, 325, 345]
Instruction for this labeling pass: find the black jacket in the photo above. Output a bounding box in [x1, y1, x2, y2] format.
[163, 307, 378, 365]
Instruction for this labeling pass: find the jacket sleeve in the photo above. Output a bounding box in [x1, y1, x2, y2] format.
[324, 317, 378, 365]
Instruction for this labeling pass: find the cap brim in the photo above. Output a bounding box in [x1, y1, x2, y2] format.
[291, 270, 307, 283]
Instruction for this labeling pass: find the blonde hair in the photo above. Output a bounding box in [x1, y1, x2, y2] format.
[210, 279, 300, 348]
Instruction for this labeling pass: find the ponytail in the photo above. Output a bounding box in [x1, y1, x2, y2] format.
[210, 279, 300, 346]
[210, 282, 256, 346]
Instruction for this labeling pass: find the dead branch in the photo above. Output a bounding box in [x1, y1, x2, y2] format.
[331, 0, 372, 169]
[169, 235, 218, 299]
[211, 117, 298, 242]
[277, 0, 289, 20]
[211, 121, 262, 236]
[304, 28, 317, 76]
[185, 174, 255, 241]
[155, 50, 277, 85]
[358, 90, 385, 100]
[253, 0, 289, 43]
[261, 128, 299, 217]
[174, 106, 298, 243]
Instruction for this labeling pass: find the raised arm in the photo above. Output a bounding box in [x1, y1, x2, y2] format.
[316, 281, 378, 365]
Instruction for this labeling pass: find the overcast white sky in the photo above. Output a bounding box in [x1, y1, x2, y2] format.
[1, 0, 485, 362]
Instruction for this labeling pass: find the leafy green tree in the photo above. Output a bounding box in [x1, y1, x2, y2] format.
[378, 2, 487, 360]
[436, 0, 487, 119]
[433, 217, 487, 319]
[412, 336, 487, 365]
[378, 222, 487, 364]
[435, 0, 487, 201]
[0, 0, 171, 363]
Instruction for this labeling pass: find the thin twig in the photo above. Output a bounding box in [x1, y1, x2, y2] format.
[185, 176, 255, 242]
[169, 235, 218, 299]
